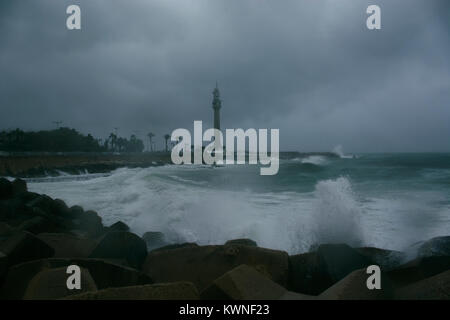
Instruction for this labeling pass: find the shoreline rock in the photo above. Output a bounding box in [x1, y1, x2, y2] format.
[201, 264, 313, 300]
[319, 268, 394, 300]
[142, 244, 289, 292]
[395, 269, 450, 300]
[1, 178, 450, 300]
[288, 244, 373, 295]
[0, 258, 152, 299]
[142, 231, 167, 251]
[24, 267, 97, 300]
[65, 282, 199, 300]
[89, 231, 147, 269]
[0, 154, 172, 178]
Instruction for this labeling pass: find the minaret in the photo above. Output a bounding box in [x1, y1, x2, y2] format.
[212, 83, 221, 131]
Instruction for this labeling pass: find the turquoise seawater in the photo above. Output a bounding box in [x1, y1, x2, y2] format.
[28, 153, 450, 254]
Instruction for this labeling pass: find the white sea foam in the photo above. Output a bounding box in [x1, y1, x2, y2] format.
[24, 172, 110, 183]
[301, 155, 328, 166]
[27, 165, 450, 254]
[310, 177, 364, 247]
[28, 167, 310, 253]
[332, 145, 354, 159]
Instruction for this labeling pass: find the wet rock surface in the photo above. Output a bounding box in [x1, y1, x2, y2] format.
[142, 244, 289, 292]
[1, 179, 450, 300]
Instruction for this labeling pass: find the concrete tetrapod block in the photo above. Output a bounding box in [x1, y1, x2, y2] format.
[24, 266, 97, 300]
[201, 264, 314, 300]
[66, 282, 199, 300]
[143, 244, 289, 292]
[395, 270, 450, 300]
[319, 268, 394, 300]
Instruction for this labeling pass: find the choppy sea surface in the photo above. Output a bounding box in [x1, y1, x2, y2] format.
[27, 152, 450, 255]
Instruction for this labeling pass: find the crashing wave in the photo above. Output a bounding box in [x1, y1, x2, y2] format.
[301, 155, 328, 166]
[332, 145, 354, 159]
[310, 177, 364, 247]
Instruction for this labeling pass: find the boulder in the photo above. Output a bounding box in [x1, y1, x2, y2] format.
[66, 282, 199, 300]
[21, 192, 69, 219]
[65, 206, 104, 237]
[69, 259, 152, 289]
[11, 179, 27, 196]
[288, 244, 372, 295]
[52, 199, 70, 217]
[1, 259, 53, 299]
[73, 258, 152, 289]
[25, 194, 55, 214]
[8, 196, 100, 236]
[201, 264, 313, 300]
[0, 251, 7, 282]
[108, 221, 130, 232]
[288, 252, 328, 295]
[0, 200, 15, 221]
[0, 197, 37, 226]
[142, 231, 167, 251]
[69, 205, 84, 218]
[151, 242, 198, 252]
[387, 255, 450, 288]
[395, 270, 450, 300]
[417, 236, 450, 258]
[89, 232, 147, 269]
[17, 216, 53, 234]
[75, 210, 104, 237]
[316, 244, 373, 283]
[280, 291, 316, 300]
[0, 222, 14, 244]
[20, 207, 71, 234]
[0, 231, 54, 268]
[319, 268, 394, 300]
[15, 191, 40, 204]
[0, 178, 12, 200]
[0, 191, 79, 234]
[225, 239, 258, 247]
[3, 195, 71, 233]
[37, 233, 97, 258]
[0, 222, 13, 235]
[355, 247, 406, 271]
[23, 267, 97, 300]
[0, 258, 152, 299]
[143, 244, 289, 291]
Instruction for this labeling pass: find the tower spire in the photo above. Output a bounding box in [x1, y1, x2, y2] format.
[212, 83, 221, 131]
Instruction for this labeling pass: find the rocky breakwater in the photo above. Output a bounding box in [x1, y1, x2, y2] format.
[0, 153, 172, 178]
[1, 177, 450, 300]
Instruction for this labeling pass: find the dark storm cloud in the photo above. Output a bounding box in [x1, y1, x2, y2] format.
[0, 0, 449, 152]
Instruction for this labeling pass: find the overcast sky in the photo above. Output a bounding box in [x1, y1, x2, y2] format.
[0, 0, 449, 152]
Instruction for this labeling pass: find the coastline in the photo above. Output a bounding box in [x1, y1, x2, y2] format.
[1, 178, 450, 299]
[0, 151, 338, 178]
[0, 153, 172, 178]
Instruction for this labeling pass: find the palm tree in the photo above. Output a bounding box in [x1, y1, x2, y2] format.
[147, 132, 155, 152]
[108, 133, 117, 152]
[164, 134, 170, 152]
[116, 137, 126, 152]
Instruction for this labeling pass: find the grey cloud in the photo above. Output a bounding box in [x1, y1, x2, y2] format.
[0, 0, 449, 152]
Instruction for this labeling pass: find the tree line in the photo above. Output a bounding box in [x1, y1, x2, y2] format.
[0, 128, 175, 153]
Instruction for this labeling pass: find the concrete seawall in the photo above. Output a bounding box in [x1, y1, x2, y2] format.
[0, 151, 339, 177]
[0, 153, 172, 177]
